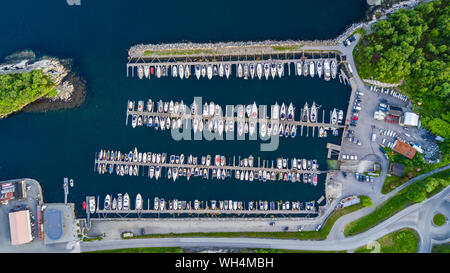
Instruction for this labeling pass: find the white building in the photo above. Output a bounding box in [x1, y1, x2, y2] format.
[401, 112, 419, 127]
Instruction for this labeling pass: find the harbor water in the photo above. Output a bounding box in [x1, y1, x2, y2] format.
[0, 0, 367, 215]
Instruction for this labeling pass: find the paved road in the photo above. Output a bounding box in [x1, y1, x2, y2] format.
[80, 186, 449, 253]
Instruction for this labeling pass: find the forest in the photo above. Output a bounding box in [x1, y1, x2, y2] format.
[0, 69, 55, 117]
[354, 0, 449, 158]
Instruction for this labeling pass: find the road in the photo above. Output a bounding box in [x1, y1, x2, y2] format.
[80, 186, 449, 253]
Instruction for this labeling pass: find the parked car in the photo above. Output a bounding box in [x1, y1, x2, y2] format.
[315, 224, 322, 231]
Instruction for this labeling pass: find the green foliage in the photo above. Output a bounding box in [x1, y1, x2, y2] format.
[354, 0, 450, 158]
[87, 247, 182, 253]
[345, 170, 449, 236]
[360, 196, 373, 207]
[355, 228, 419, 253]
[0, 70, 55, 117]
[432, 243, 450, 253]
[433, 213, 446, 226]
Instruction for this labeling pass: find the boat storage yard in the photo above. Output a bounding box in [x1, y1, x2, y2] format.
[86, 44, 350, 218]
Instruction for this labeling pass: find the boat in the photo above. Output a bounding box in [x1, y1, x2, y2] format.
[272, 102, 280, 120]
[69, 178, 74, 187]
[256, 63, 262, 79]
[313, 174, 318, 186]
[144, 66, 150, 78]
[277, 63, 283, 78]
[324, 59, 330, 81]
[338, 110, 344, 123]
[317, 60, 323, 78]
[331, 60, 337, 79]
[302, 159, 307, 170]
[137, 66, 144, 79]
[218, 64, 224, 77]
[172, 65, 178, 78]
[291, 125, 297, 137]
[195, 64, 201, 79]
[225, 64, 231, 78]
[237, 64, 243, 78]
[270, 63, 276, 79]
[185, 65, 190, 79]
[249, 63, 255, 79]
[264, 63, 270, 80]
[296, 61, 302, 76]
[280, 103, 286, 120]
[201, 65, 206, 78]
[135, 194, 142, 210]
[303, 61, 308, 76]
[243, 63, 249, 79]
[112, 198, 117, 210]
[104, 194, 111, 210]
[123, 193, 130, 210]
[309, 61, 315, 77]
[331, 108, 338, 125]
[154, 197, 159, 210]
[156, 66, 161, 78]
[310, 101, 317, 122]
[287, 103, 294, 121]
[179, 65, 185, 79]
[88, 197, 96, 214]
[131, 115, 137, 128]
[194, 200, 200, 210]
[207, 64, 213, 79]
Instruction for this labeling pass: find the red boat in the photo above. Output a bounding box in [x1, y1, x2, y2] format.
[82, 201, 86, 210]
[150, 67, 154, 74]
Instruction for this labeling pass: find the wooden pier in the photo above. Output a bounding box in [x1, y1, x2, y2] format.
[94, 208, 318, 215]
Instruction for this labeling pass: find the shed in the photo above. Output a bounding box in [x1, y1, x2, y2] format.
[8, 210, 33, 245]
[402, 112, 419, 127]
[390, 163, 405, 177]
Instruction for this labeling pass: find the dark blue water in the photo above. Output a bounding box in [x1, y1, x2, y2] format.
[0, 0, 366, 213]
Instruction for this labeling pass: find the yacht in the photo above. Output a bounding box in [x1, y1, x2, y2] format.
[117, 193, 123, 210]
[317, 60, 323, 78]
[195, 64, 201, 79]
[291, 125, 297, 137]
[272, 102, 280, 120]
[277, 63, 283, 78]
[287, 103, 294, 121]
[264, 63, 270, 80]
[309, 61, 315, 77]
[243, 63, 249, 79]
[310, 101, 317, 123]
[201, 65, 206, 78]
[225, 64, 231, 79]
[249, 63, 255, 79]
[260, 120, 267, 138]
[331, 108, 338, 125]
[338, 110, 344, 123]
[296, 61, 302, 76]
[331, 60, 337, 79]
[270, 63, 276, 79]
[313, 174, 318, 186]
[280, 103, 286, 121]
[237, 64, 243, 78]
[135, 194, 142, 210]
[144, 66, 150, 79]
[256, 63, 262, 79]
[89, 197, 96, 214]
[207, 64, 213, 79]
[302, 102, 309, 122]
[149, 166, 154, 179]
[172, 65, 178, 78]
[154, 197, 159, 210]
[112, 198, 117, 210]
[303, 61, 308, 76]
[185, 65, 190, 79]
[324, 59, 330, 81]
[219, 64, 224, 77]
[123, 193, 130, 210]
[137, 66, 144, 79]
[104, 194, 111, 210]
[156, 66, 161, 78]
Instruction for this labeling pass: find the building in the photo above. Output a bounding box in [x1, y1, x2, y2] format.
[339, 195, 360, 208]
[400, 112, 419, 127]
[388, 105, 403, 118]
[393, 140, 416, 159]
[8, 210, 33, 245]
[390, 163, 405, 177]
[43, 203, 77, 245]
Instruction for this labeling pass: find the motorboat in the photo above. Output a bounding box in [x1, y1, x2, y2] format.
[287, 103, 294, 121]
[256, 63, 262, 79]
[270, 63, 276, 79]
[135, 194, 142, 210]
[195, 64, 201, 79]
[331, 60, 337, 79]
[296, 61, 302, 76]
[331, 108, 338, 125]
[317, 60, 323, 78]
[104, 194, 111, 210]
[310, 101, 317, 123]
[280, 103, 286, 121]
[309, 61, 315, 77]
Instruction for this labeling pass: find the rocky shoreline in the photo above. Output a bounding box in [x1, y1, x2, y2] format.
[0, 50, 86, 116]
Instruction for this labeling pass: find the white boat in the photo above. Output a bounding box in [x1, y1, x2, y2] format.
[270, 63, 276, 79]
[331, 60, 337, 79]
[135, 194, 142, 210]
[237, 64, 243, 78]
[309, 61, 315, 77]
[104, 194, 111, 210]
[156, 66, 161, 78]
[272, 102, 280, 120]
[317, 60, 323, 78]
[277, 63, 283, 78]
[172, 65, 178, 78]
[287, 103, 294, 121]
[324, 59, 330, 81]
[144, 66, 150, 79]
[154, 197, 159, 210]
[310, 102, 317, 123]
[112, 198, 117, 210]
[249, 63, 255, 79]
[338, 110, 344, 123]
[185, 65, 190, 79]
[302, 102, 309, 122]
[264, 63, 270, 80]
[207, 64, 213, 79]
[201, 65, 206, 78]
[303, 61, 308, 76]
[89, 197, 96, 214]
[137, 66, 144, 79]
[331, 108, 338, 125]
[296, 61, 302, 76]
[243, 63, 249, 79]
[280, 103, 286, 121]
[219, 64, 224, 77]
[225, 64, 230, 79]
[251, 102, 258, 119]
[195, 64, 201, 79]
[69, 179, 74, 187]
[260, 120, 267, 138]
[193, 118, 199, 133]
[256, 63, 262, 79]
[123, 193, 129, 210]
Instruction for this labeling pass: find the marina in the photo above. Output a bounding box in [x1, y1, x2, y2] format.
[127, 55, 339, 81]
[125, 99, 345, 138]
[95, 148, 326, 184]
[88, 194, 318, 215]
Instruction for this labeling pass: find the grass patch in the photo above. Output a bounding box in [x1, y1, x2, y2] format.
[246, 248, 346, 253]
[351, 28, 366, 37]
[122, 196, 371, 241]
[345, 170, 449, 237]
[433, 213, 446, 226]
[271, 45, 301, 51]
[354, 228, 419, 253]
[86, 247, 182, 253]
[143, 49, 215, 56]
[431, 243, 450, 253]
[46, 88, 58, 98]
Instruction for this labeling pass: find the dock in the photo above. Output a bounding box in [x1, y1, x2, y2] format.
[326, 143, 341, 159]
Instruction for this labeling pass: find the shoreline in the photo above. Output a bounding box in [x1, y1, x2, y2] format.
[0, 50, 86, 118]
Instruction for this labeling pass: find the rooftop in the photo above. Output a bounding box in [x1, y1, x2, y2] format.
[393, 140, 416, 159]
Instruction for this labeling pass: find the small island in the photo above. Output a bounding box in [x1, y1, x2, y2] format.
[0, 50, 86, 119]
